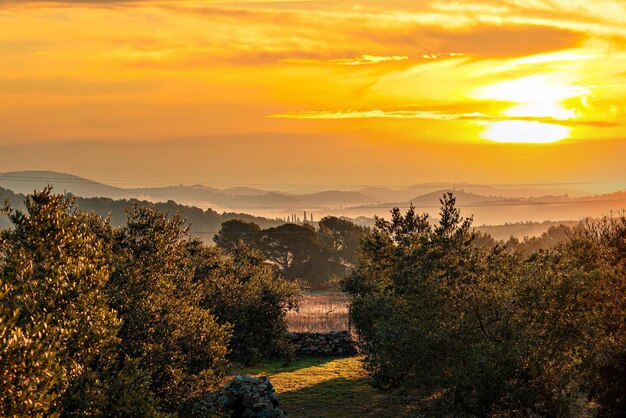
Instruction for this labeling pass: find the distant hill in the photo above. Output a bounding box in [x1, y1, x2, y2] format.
[222, 186, 269, 196]
[335, 189, 626, 225]
[359, 183, 590, 203]
[297, 190, 376, 207]
[1, 171, 622, 225]
[407, 189, 499, 206]
[4, 183, 624, 242]
[0, 171, 127, 198]
[477, 221, 580, 241]
[0, 186, 284, 243]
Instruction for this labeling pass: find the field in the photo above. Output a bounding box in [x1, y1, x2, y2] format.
[287, 292, 350, 333]
[233, 356, 439, 418]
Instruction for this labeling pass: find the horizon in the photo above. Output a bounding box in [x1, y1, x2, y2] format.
[3, 169, 626, 228]
[2, 169, 625, 195]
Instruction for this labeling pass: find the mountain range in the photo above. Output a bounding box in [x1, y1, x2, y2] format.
[1, 171, 624, 225]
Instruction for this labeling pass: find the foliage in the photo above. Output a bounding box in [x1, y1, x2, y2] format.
[0, 189, 159, 417]
[256, 223, 321, 275]
[344, 193, 625, 416]
[506, 224, 571, 253]
[213, 219, 261, 252]
[0, 189, 306, 416]
[214, 217, 367, 289]
[318, 216, 367, 268]
[562, 215, 626, 416]
[107, 205, 232, 413]
[186, 242, 301, 363]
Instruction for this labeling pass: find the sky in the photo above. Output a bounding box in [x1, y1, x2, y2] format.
[0, 0, 625, 191]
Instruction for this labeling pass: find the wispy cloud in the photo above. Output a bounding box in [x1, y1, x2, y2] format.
[282, 55, 409, 66]
[268, 109, 618, 127]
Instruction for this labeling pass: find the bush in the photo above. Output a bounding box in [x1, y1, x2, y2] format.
[0, 189, 159, 417]
[1, 191, 300, 415]
[344, 193, 618, 416]
[187, 242, 300, 363]
[107, 205, 232, 413]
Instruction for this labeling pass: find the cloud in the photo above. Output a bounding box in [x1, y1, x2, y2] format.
[147, 2, 587, 64]
[268, 109, 618, 127]
[281, 55, 409, 65]
[1, 0, 625, 146]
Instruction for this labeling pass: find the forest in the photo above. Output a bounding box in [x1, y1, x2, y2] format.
[1, 189, 624, 416]
[0, 186, 284, 238]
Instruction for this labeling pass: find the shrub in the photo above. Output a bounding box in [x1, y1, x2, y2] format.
[0, 189, 159, 417]
[563, 215, 626, 416]
[107, 205, 232, 413]
[1, 191, 300, 415]
[344, 193, 605, 416]
[187, 242, 300, 363]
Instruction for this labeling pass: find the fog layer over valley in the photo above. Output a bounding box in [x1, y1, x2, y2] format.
[2, 171, 624, 228]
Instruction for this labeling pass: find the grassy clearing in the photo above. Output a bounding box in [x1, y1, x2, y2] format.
[232, 356, 438, 417]
[287, 293, 350, 333]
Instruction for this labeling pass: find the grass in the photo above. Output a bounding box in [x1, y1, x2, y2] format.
[236, 293, 440, 416]
[231, 356, 440, 417]
[287, 292, 350, 333]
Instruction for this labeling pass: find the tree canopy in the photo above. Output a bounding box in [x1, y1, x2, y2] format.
[1, 189, 301, 416]
[344, 193, 626, 416]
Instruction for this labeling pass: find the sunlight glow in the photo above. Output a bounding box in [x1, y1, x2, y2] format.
[474, 75, 588, 143]
[481, 121, 571, 143]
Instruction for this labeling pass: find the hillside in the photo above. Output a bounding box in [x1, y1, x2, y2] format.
[0, 171, 127, 198]
[0, 186, 283, 243]
[2, 171, 624, 225]
[339, 190, 626, 225]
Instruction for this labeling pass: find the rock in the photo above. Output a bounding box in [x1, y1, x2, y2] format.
[218, 375, 286, 418]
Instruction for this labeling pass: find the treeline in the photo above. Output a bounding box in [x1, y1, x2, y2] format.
[0, 189, 300, 417]
[214, 218, 368, 289]
[474, 223, 572, 253]
[214, 215, 574, 289]
[477, 219, 579, 241]
[344, 193, 626, 416]
[0, 186, 284, 239]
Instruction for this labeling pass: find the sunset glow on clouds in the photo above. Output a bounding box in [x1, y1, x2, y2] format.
[0, 0, 625, 188]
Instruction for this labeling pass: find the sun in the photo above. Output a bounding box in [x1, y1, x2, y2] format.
[473, 74, 588, 143]
[481, 121, 571, 144]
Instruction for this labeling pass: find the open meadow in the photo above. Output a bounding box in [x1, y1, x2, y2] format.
[287, 293, 350, 333]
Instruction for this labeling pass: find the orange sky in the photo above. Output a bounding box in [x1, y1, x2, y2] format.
[0, 0, 625, 191]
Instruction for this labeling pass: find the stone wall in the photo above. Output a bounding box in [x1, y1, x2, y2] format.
[192, 375, 285, 418]
[287, 331, 356, 356]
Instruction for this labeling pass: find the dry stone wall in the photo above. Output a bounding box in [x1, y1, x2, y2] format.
[223, 375, 285, 418]
[191, 375, 285, 418]
[287, 331, 356, 356]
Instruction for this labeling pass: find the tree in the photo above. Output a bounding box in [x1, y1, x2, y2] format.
[256, 223, 321, 277]
[318, 216, 367, 267]
[186, 242, 300, 362]
[343, 193, 598, 416]
[108, 205, 231, 413]
[0, 189, 159, 417]
[214, 219, 261, 252]
[562, 215, 626, 416]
